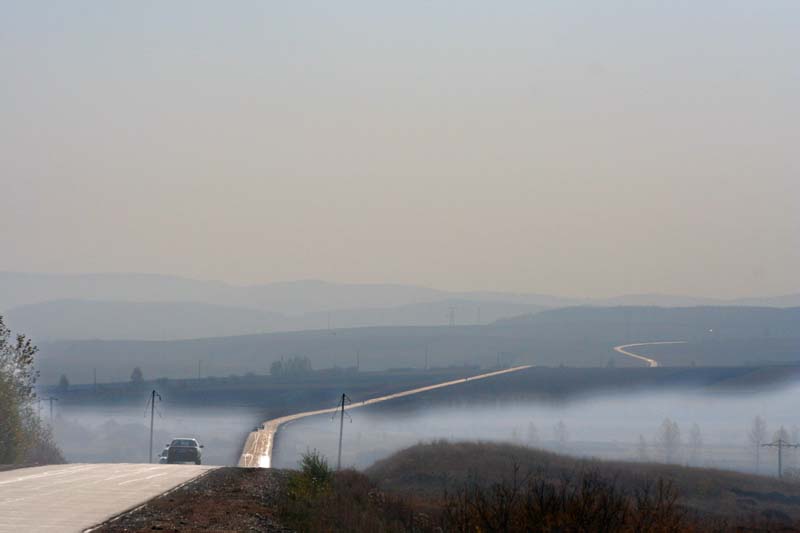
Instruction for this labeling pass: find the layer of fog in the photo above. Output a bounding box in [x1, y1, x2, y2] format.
[48, 404, 261, 466]
[273, 384, 800, 475]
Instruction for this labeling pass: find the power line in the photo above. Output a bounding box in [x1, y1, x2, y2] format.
[762, 438, 800, 478]
[332, 393, 351, 470]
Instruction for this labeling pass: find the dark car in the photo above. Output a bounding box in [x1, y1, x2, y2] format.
[166, 438, 203, 464]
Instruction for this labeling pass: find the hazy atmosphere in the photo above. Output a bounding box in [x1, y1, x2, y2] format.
[2, 1, 799, 298]
[2, 3, 800, 531]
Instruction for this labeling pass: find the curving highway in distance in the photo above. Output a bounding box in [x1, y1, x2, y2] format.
[239, 365, 532, 468]
[613, 341, 687, 368]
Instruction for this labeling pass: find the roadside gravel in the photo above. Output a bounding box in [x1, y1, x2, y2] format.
[94, 467, 293, 532]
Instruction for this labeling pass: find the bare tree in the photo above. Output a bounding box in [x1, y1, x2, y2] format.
[130, 366, 144, 385]
[553, 420, 569, 450]
[637, 434, 649, 462]
[748, 415, 768, 473]
[773, 425, 791, 443]
[657, 418, 681, 463]
[688, 423, 703, 466]
[58, 374, 70, 393]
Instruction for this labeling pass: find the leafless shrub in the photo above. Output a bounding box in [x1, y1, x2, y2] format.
[441, 465, 689, 532]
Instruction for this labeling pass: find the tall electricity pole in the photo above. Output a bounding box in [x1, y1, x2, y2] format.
[147, 389, 162, 463]
[43, 396, 58, 421]
[762, 438, 800, 478]
[333, 393, 351, 470]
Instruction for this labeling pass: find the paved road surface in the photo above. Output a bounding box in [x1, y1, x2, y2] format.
[239, 365, 532, 468]
[0, 463, 214, 533]
[613, 341, 687, 368]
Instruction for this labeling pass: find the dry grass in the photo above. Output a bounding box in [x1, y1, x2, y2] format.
[366, 440, 800, 530]
[101, 443, 800, 532]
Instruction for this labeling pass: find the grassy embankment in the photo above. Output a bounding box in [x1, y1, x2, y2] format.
[100, 441, 800, 532]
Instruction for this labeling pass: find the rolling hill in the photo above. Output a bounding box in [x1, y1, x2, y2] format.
[4, 298, 548, 341]
[31, 306, 800, 385]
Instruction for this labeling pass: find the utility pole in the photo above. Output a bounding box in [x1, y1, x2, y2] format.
[43, 396, 58, 421]
[332, 393, 351, 470]
[147, 389, 162, 464]
[762, 438, 800, 478]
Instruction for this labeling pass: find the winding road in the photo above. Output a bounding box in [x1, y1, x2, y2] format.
[613, 341, 687, 368]
[239, 365, 532, 468]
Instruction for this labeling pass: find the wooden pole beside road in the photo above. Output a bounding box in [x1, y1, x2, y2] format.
[148, 390, 162, 464]
[335, 393, 351, 470]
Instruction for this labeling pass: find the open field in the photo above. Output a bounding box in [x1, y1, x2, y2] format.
[96, 442, 800, 531]
[369, 441, 800, 527]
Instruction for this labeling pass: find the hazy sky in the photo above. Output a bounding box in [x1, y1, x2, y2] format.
[2, 1, 798, 298]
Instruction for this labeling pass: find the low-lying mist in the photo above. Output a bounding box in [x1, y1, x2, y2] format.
[273, 382, 800, 475]
[48, 404, 262, 466]
[44, 379, 800, 476]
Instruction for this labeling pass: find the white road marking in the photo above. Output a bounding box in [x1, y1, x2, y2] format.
[613, 341, 687, 368]
[118, 472, 168, 486]
[0, 464, 214, 533]
[239, 365, 532, 468]
[103, 466, 163, 481]
[0, 464, 100, 486]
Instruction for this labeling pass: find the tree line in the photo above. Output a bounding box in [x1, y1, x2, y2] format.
[0, 315, 63, 464]
[512, 415, 796, 475]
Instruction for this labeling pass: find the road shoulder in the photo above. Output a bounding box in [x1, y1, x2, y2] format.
[92, 467, 292, 532]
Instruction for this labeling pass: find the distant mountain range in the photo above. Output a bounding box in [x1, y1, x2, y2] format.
[4, 298, 546, 341]
[0, 272, 574, 313]
[33, 306, 800, 384]
[1, 272, 799, 341]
